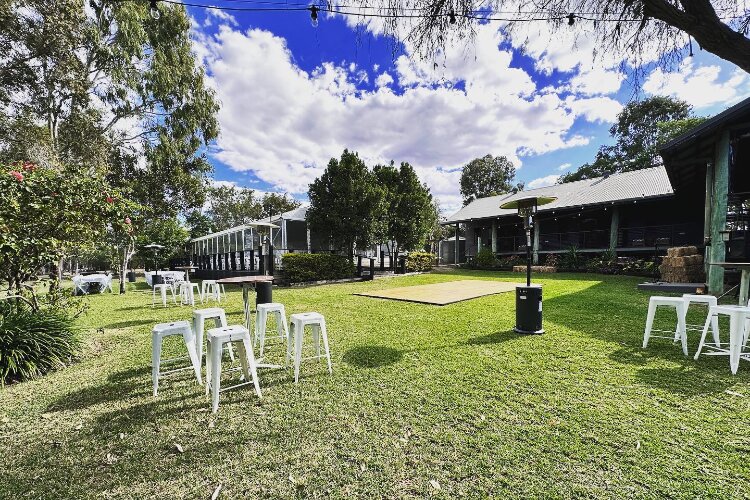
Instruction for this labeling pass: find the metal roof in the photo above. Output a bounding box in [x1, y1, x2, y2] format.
[444, 166, 673, 224]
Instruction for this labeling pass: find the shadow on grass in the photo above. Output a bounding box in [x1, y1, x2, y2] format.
[104, 319, 153, 329]
[466, 330, 519, 345]
[47, 366, 152, 412]
[343, 345, 402, 368]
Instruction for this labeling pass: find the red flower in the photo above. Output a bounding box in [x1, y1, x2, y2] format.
[124, 217, 132, 225]
[22, 162, 36, 171]
[106, 196, 114, 204]
[10, 171, 23, 182]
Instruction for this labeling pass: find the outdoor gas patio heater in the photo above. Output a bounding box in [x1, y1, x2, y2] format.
[499, 195, 556, 334]
[144, 243, 165, 284]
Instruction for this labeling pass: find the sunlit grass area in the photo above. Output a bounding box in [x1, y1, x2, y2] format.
[2, 270, 749, 498]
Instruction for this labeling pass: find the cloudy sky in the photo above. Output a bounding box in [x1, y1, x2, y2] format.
[187, 3, 750, 214]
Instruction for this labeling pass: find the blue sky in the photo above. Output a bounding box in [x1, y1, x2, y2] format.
[186, 2, 750, 213]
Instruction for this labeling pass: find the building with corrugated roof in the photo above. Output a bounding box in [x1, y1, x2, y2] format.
[443, 165, 705, 265]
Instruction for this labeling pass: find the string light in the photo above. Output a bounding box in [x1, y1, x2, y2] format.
[150, 0, 161, 19]
[309, 4, 319, 26]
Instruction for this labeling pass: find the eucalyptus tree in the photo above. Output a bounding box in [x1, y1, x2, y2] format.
[0, 0, 219, 292]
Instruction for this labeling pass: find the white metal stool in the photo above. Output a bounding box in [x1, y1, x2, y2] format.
[152, 283, 176, 308]
[287, 312, 332, 384]
[694, 305, 750, 374]
[205, 325, 261, 413]
[682, 294, 721, 347]
[193, 307, 234, 365]
[255, 302, 289, 356]
[643, 296, 688, 355]
[151, 320, 202, 396]
[177, 281, 202, 306]
[201, 280, 225, 303]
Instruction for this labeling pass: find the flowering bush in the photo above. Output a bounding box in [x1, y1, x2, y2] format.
[0, 161, 136, 305]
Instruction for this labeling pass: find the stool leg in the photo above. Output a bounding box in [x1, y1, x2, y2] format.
[730, 313, 743, 375]
[195, 317, 204, 364]
[257, 309, 267, 356]
[711, 310, 721, 347]
[278, 310, 289, 342]
[643, 300, 657, 348]
[286, 322, 294, 368]
[205, 338, 213, 395]
[152, 287, 156, 308]
[676, 303, 688, 356]
[182, 329, 202, 384]
[152, 332, 161, 396]
[162, 287, 168, 308]
[312, 324, 321, 359]
[320, 319, 332, 375]
[693, 308, 714, 360]
[211, 340, 222, 413]
[237, 336, 262, 399]
[294, 323, 303, 384]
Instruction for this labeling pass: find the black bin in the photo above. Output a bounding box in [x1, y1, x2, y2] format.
[152, 274, 164, 285]
[256, 282, 273, 306]
[127, 271, 136, 282]
[514, 285, 544, 334]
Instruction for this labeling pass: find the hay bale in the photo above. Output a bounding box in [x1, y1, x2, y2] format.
[667, 246, 699, 257]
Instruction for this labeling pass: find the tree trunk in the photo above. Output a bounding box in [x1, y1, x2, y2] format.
[119, 240, 135, 294]
[57, 255, 64, 282]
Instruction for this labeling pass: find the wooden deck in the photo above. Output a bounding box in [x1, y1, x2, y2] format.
[355, 280, 518, 305]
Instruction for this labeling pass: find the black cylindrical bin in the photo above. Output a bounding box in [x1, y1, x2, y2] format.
[127, 271, 136, 282]
[152, 274, 164, 285]
[514, 284, 544, 334]
[256, 282, 273, 305]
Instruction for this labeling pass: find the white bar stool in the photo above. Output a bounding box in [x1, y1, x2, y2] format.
[193, 307, 234, 364]
[177, 281, 202, 306]
[205, 325, 261, 413]
[152, 283, 176, 308]
[255, 302, 289, 356]
[286, 312, 332, 384]
[694, 305, 750, 374]
[682, 294, 721, 347]
[643, 296, 688, 355]
[201, 280, 225, 303]
[151, 320, 202, 396]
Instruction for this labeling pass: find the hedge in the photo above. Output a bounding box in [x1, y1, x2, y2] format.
[281, 253, 356, 283]
[405, 252, 435, 272]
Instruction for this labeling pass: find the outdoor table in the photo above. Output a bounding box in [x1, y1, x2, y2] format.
[76, 274, 111, 294]
[710, 262, 750, 305]
[175, 266, 197, 282]
[144, 270, 184, 287]
[216, 275, 279, 369]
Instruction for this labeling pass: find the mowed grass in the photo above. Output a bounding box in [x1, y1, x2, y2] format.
[1, 270, 749, 498]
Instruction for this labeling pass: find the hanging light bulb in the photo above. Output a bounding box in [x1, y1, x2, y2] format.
[309, 5, 319, 27]
[150, 0, 160, 20]
[449, 8, 456, 24]
[567, 13, 575, 26]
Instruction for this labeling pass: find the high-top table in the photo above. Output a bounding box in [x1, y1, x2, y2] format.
[174, 265, 197, 282]
[710, 262, 750, 305]
[216, 275, 279, 369]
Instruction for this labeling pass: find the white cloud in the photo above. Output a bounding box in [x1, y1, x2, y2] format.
[557, 162, 572, 171]
[193, 25, 625, 211]
[527, 174, 560, 189]
[643, 60, 750, 109]
[374, 72, 394, 87]
[204, 8, 238, 27]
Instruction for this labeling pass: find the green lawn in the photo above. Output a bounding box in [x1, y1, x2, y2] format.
[2, 270, 749, 498]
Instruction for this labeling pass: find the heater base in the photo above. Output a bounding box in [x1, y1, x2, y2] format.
[513, 326, 545, 335]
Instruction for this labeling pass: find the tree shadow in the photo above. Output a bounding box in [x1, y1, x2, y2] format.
[466, 329, 519, 345]
[342, 345, 403, 368]
[104, 319, 153, 329]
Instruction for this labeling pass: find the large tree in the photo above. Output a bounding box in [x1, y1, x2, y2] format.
[559, 96, 704, 182]
[307, 150, 382, 259]
[373, 162, 436, 263]
[459, 154, 522, 205]
[368, 1, 750, 74]
[0, 0, 220, 291]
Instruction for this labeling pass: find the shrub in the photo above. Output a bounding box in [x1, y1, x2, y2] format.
[560, 246, 585, 271]
[544, 253, 559, 268]
[497, 254, 522, 269]
[474, 248, 497, 268]
[0, 303, 79, 385]
[405, 252, 435, 272]
[282, 253, 355, 283]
